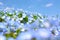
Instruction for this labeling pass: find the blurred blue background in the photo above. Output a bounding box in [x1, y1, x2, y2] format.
[0, 0, 60, 16]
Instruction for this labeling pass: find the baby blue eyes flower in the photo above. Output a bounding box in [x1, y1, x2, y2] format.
[0, 23, 6, 28]
[57, 26, 60, 31]
[42, 21, 50, 28]
[8, 38, 15, 40]
[36, 28, 51, 38]
[16, 32, 33, 40]
[22, 13, 26, 18]
[0, 35, 6, 40]
[0, 9, 60, 40]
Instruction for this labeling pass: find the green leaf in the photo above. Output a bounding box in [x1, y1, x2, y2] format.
[20, 16, 28, 23]
[5, 12, 13, 18]
[7, 13, 13, 17]
[23, 16, 28, 22]
[4, 33, 10, 38]
[9, 32, 17, 39]
[18, 12, 22, 18]
[33, 15, 38, 20]
[16, 28, 22, 36]
[0, 17, 5, 22]
[13, 33, 17, 39]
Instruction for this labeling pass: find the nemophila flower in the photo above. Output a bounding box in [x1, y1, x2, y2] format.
[16, 18, 20, 22]
[38, 18, 44, 23]
[0, 9, 60, 40]
[2, 16, 6, 19]
[48, 17, 59, 27]
[19, 17, 23, 21]
[30, 19, 39, 29]
[37, 13, 43, 19]
[22, 13, 26, 18]
[3, 28, 7, 34]
[23, 23, 32, 31]
[16, 32, 33, 40]
[20, 28, 26, 32]
[30, 14, 33, 17]
[0, 26, 7, 34]
[0, 28, 3, 34]
[13, 21, 20, 28]
[8, 38, 15, 40]
[7, 20, 15, 26]
[43, 21, 50, 28]
[36, 28, 51, 38]
[5, 17, 11, 22]
[53, 36, 60, 40]
[0, 35, 6, 40]
[0, 23, 6, 28]
[57, 26, 60, 31]
[9, 27, 16, 32]
[28, 17, 34, 23]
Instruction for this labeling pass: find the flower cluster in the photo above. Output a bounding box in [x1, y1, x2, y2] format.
[0, 9, 60, 40]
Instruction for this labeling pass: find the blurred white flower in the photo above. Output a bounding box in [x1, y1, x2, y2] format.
[17, 32, 32, 40]
[43, 21, 50, 28]
[30, 14, 33, 17]
[52, 17, 57, 20]
[0, 35, 6, 40]
[19, 18, 23, 21]
[37, 29, 51, 38]
[39, 19, 44, 22]
[38, 13, 43, 18]
[0, 23, 5, 28]
[20, 23, 24, 26]
[2, 16, 6, 19]
[58, 26, 60, 31]
[21, 28, 25, 32]
[55, 30, 59, 36]
[6, 17, 11, 20]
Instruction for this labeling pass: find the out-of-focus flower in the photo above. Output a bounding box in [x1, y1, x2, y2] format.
[16, 32, 33, 40]
[43, 21, 50, 28]
[0, 8, 60, 40]
[0, 35, 6, 40]
[0, 23, 6, 28]
[8, 38, 15, 40]
[22, 13, 26, 18]
[36, 28, 51, 38]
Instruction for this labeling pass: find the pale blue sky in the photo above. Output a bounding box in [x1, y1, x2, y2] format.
[0, 0, 60, 16]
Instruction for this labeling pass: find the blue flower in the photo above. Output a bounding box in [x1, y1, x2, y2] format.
[0, 35, 6, 40]
[36, 28, 51, 38]
[16, 32, 33, 40]
[8, 38, 15, 40]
